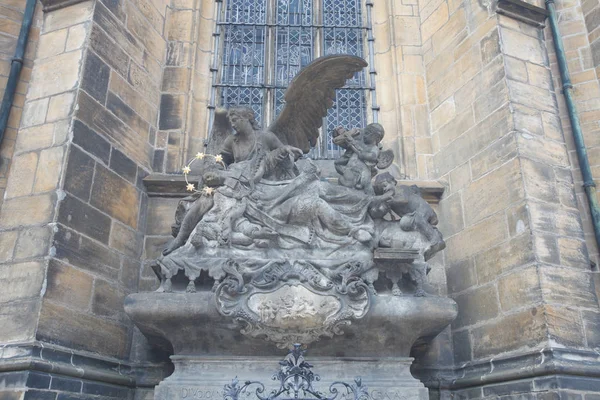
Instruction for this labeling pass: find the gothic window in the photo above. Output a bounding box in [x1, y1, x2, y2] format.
[211, 0, 375, 159]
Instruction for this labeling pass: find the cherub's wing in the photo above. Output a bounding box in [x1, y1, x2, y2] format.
[377, 149, 395, 170]
[268, 55, 368, 153]
[206, 108, 232, 155]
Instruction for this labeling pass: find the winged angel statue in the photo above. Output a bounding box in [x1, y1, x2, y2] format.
[155, 55, 444, 305]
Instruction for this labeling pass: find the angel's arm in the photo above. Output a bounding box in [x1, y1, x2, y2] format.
[220, 136, 235, 165]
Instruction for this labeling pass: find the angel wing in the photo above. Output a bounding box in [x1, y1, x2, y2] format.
[268, 54, 368, 153]
[377, 149, 395, 170]
[206, 108, 232, 155]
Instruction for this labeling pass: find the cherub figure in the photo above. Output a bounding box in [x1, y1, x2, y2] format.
[333, 123, 394, 194]
[372, 172, 445, 260]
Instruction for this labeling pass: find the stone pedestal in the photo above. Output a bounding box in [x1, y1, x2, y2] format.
[154, 356, 428, 400]
[125, 292, 456, 400]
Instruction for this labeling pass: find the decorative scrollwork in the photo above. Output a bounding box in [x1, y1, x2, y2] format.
[223, 345, 371, 400]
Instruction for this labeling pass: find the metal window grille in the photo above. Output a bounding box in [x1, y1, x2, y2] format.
[210, 0, 377, 159]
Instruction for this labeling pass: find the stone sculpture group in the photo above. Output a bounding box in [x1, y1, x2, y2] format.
[150, 55, 446, 347]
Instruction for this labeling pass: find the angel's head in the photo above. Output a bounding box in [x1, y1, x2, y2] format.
[227, 106, 260, 135]
[373, 172, 397, 195]
[363, 123, 385, 145]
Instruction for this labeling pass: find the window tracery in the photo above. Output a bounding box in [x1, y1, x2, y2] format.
[211, 0, 375, 159]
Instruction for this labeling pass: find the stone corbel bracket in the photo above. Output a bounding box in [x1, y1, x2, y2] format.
[493, 0, 549, 27]
[143, 173, 446, 204]
[39, 0, 89, 12]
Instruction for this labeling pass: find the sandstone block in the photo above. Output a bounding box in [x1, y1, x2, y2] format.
[545, 305, 585, 347]
[127, 2, 167, 61]
[65, 22, 89, 52]
[500, 26, 545, 65]
[77, 91, 153, 169]
[37, 300, 128, 358]
[90, 25, 130, 78]
[5, 151, 38, 198]
[0, 193, 55, 228]
[463, 159, 524, 225]
[167, 9, 194, 42]
[37, 28, 67, 59]
[109, 147, 138, 184]
[110, 221, 143, 258]
[514, 104, 544, 136]
[81, 51, 110, 103]
[91, 164, 140, 229]
[527, 62, 553, 90]
[92, 279, 127, 319]
[431, 8, 467, 55]
[529, 201, 584, 238]
[517, 133, 569, 167]
[430, 97, 456, 132]
[130, 0, 164, 34]
[28, 50, 83, 100]
[437, 191, 464, 237]
[393, 16, 421, 46]
[146, 197, 180, 235]
[43, 1, 94, 33]
[15, 124, 54, 153]
[44, 259, 93, 310]
[452, 283, 500, 329]
[33, 145, 65, 193]
[0, 261, 45, 303]
[53, 225, 120, 280]
[521, 158, 558, 203]
[121, 257, 141, 290]
[505, 56, 528, 83]
[540, 266, 598, 309]
[446, 212, 508, 262]
[470, 133, 517, 180]
[480, 28, 500, 65]
[21, 97, 49, 128]
[475, 233, 535, 284]
[109, 71, 157, 125]
[14, 226, 51, 260]
[508, 80, 557, 113]
[128, 62, 160, 106]
[0, 299, 38, 343]
[471, 307, 545, 360]
[46, 92, 75, 122]
[446, 258, 477, 294]
[498, 266, 542, 311]
[72, 119, 111, 165]
[57, 194, 111, 244]
[558, 237, 590, 269]
[0, 230, 18, 263]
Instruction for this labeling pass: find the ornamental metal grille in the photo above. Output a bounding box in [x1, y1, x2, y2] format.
[211, 0, 376, 159]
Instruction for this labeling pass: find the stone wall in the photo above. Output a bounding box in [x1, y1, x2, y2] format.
[0, 0, 171, 398]
[0, 0, 42, 207]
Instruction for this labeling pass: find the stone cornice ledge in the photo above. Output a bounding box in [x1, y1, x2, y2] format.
[39, 0, 90, 12]
[495, 0, 549, 28]
[414, 347, 600, 390]
[143, 173, 446, 204]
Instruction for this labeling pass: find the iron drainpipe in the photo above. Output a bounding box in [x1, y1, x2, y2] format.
[0, 0, 37, 147]
[546, 0, 600, 252]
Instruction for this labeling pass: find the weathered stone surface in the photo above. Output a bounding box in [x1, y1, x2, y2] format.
[91, 164, 140, 229]
[28, 50, 83, 100]
[421, 2, 448, 42]
[545, 305, 586, 347]
[446, 212, 508, 262]
[4, 151, 38, 198]
[0, 261, 45, 303]
[452, 284, 499, 328]
[53, 226, 120, 280]
[437, 192, 464, 237]
[159, 94, 185, 130]
[500, 26, 545, 65]
[528, 201, 584, 238]
[57, 194, 111, 244]
[92, 279, 127, 319]
[110, 221, 143, 258]
[81, 51, 110, 103]
[37, 300, 128, 358]
[44, 259, 93, 310]
[463, 159, 524, 225]
[64, 145, 95, 201]
[558, 237, 590, 269]
[0, 194, 55, 228]
[47, 92, 75, 122]
[146, 197, 180, 235]
[33, 146, 65, 193]
[14, 226, 51, 260]
[109, 71, 158, 126]
[475, 234, 535, 284]
[471, 307, 545, 359]
[521, 158, 558, 203]
[0, 230, 17, 262]
[469, 133, 518, 180]
[43, 1, 94, 33]
[106, 92, 151, 137]
[15, 124, 55, 153]
[72, 119, 111, 165]
[109, 147, 138, 184]
[498, 266, 542, 312]
[77, 91, 153, 168]
[21, 97, 49, 128]
[89, 24, 130, 77]
[539, 267, 598, 309]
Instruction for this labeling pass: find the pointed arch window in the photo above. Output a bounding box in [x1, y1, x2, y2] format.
[211, 0, 376, 159]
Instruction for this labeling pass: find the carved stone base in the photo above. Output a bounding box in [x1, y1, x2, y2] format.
[154, 356, 428, 400]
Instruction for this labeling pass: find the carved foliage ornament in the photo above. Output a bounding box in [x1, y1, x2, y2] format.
[214, 259, 372, 348]
[223, 344, 371, 400]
